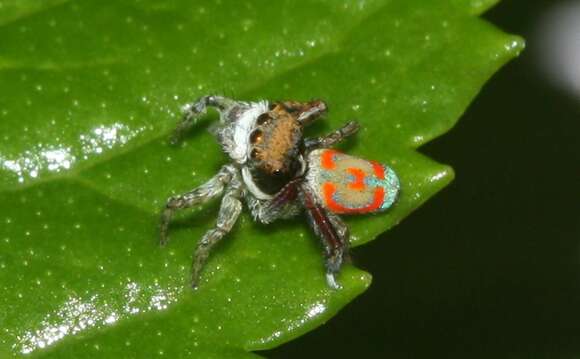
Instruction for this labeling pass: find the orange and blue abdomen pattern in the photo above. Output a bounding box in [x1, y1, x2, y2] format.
[306, 149, 400, 214]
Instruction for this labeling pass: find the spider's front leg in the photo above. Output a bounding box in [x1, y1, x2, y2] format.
[171, 95, 237, 144]
[191, 177, 243, 288]
[276, 100, 328, 126]
[160, 164, 234, 246]
[299, 185, 349, 289]
[304, 121, 360, 151]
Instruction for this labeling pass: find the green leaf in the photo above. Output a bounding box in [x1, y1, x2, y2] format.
[0, 0, 522, 357]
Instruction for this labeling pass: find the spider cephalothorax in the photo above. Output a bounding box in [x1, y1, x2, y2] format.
[161, 95, 399, 289]
[246, 103, 305, 195]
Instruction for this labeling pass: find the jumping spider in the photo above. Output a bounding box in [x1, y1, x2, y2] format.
[160, 95, 400, 289]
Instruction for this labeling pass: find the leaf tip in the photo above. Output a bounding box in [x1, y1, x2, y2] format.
[356, 271, 373, 290]
[443, 165, 456, 184]
[505, 35, 526, 58]
[340, 266, 372, 292]
[428, 164, 455, 190]
[469, 0, 500, 15]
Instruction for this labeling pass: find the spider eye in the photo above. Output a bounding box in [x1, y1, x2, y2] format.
[272, 169, 283, 176]
[250, 129, 263, 144]
[256, 113, 271, 126]
[250, 148, 260, 159]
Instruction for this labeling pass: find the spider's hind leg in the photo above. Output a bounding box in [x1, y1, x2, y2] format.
[323, 212, 350, 289]
[171, 95, 238, 144]
[299, 185, 350, 289]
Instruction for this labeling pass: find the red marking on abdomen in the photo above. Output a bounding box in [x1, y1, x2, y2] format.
[323, 182, 385, 214]
[346, 167, 366, 190]
[321, 149, 337, 170]
[370, 161, 385, 179]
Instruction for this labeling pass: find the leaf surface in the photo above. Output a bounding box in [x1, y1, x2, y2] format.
[0, 0, 522, 357]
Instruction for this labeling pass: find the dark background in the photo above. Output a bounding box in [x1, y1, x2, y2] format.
[269, 0, 580, 357]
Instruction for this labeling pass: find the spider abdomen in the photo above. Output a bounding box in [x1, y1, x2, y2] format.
[306, 149, 400, 214]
